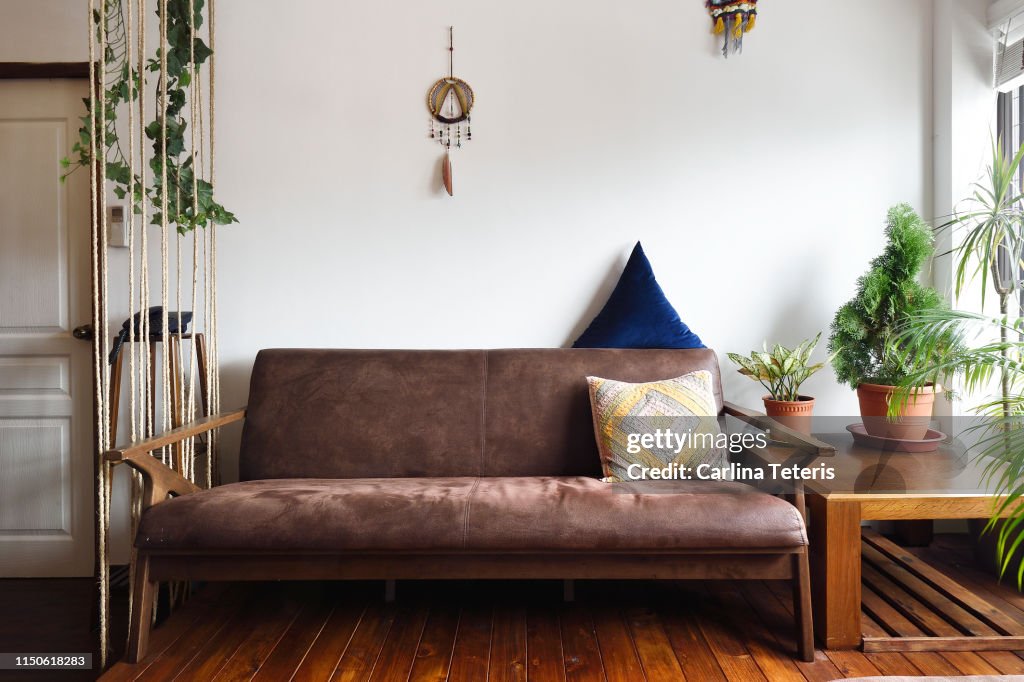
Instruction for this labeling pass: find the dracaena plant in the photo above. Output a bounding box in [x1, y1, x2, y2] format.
[727, 333, 828, 402]
[889, 139, 1024, 585]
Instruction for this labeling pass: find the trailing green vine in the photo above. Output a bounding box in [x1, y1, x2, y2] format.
[63, 0, 236, 234]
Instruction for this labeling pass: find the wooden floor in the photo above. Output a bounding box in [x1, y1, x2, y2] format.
[0, 578, 104, 682]
[100, 536, 1024, 681]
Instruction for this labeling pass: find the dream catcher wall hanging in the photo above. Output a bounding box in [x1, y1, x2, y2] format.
[427, 27, 474, 196]
[706, 0, 757, 57]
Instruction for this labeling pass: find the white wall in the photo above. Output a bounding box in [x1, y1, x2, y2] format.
[1, 1, 994, 476]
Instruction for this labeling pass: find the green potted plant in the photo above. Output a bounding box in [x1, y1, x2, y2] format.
[892, 139, 1024, 582]
[828, 203, 945, 440]
[727, 333, 827, 433]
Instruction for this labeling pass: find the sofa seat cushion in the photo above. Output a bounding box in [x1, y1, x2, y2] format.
[136, 476, 806, 552]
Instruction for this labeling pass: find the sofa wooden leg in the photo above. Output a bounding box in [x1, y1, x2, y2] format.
[793, 551, 814, 662]
[384, 579, 396, 603]
[126, 554, 155, 664]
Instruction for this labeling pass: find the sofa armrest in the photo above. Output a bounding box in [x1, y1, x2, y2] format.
[722, 401, 832, 525]
[722, 401, 835, 456]
[104, 408, 246, 507]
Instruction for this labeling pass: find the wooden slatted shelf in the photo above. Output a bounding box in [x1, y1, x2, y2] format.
[861, 529, 1024, 653]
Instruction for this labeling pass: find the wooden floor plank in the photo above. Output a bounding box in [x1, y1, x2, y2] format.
[488, 607, 527, 682]
[559, 605, 606, 682]
[625, 607, 687, 681]
[134, 587, 248, 682]
[822, 649, 884, 679]
[290, 602, 365, 682]
[658, 600, 727, 682]
[763, 579, 887, 680]
[408, 608, 460, 682]
[972, 649, 1024, 674]
[101, 583, 231, 682]
[704, 585, 803, 682]
[366, 605, 430, 682]
[330, 603, 397, 682]
[446, 606, 493, 682]
[170, 596, 272, 681]
[741, 583, 841, 682]
[592, 608, 646, 682]
[211, 592, 303, 682]
[687, 586, 767, 682]
[252, 597, 334, 681]
[525, 607, 565, 682]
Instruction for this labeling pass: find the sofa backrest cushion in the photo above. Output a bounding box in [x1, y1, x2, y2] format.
[239, 347, 723, 480]
[240, 349, 486, 480]
[481, 349, 722, 476]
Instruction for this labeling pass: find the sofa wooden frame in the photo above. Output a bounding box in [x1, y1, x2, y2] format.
[107, 402, 829, 663]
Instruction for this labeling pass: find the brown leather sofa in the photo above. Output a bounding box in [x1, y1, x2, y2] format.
[110, 348, 819, 662]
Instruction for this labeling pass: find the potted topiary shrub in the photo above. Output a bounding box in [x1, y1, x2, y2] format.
[727, 333, 827, 434]
[828, 203, 944, 440]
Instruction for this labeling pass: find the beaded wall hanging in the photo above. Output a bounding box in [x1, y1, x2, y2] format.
[706, 0, 757, 57]
[427, 27, 474, 196]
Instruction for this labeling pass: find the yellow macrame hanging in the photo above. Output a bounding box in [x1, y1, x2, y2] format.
[706, 0, 757, 57]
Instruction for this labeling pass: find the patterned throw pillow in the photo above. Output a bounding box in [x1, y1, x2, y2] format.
[586, 370, 728, 483]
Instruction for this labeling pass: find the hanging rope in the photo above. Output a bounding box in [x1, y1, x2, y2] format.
[208, 0, 220, 484]
[86, 0, 106, 667]
[89, 0, 223, 663]
[159, 0, 170, 451]
[185, 0, 200, 482]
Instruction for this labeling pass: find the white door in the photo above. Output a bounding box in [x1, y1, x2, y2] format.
[0, 79, 94, 576]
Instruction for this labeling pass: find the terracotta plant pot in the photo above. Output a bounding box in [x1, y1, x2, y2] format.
[856, 382, 935, 441]
[763, 395, 815, 435]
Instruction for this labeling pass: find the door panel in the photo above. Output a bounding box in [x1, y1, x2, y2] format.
[0, 79, 92, 576]
[0, 120, 68, 332]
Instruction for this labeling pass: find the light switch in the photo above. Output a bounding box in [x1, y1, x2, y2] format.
[107, 205, 128, 248]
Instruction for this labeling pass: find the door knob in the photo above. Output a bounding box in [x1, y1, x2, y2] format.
[72, 324, 94, 341]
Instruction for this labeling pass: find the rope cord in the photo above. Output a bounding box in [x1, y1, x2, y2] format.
[208, 0, 219, 482]
[126, 0, 136, 447]
[159, 0, 170, 450]
[87, 0, 106, 667]
[185, 0, 200, 482]
[124, 0, 139, 641]
[92, 0, 222, 659]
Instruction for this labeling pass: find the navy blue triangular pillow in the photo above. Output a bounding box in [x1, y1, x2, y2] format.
[573, 242, 705, 349]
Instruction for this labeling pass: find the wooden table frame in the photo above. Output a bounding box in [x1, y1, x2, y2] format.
[808, 492, 1015, 649]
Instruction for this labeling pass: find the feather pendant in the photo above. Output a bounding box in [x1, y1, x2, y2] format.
[442, 151, 453, 196]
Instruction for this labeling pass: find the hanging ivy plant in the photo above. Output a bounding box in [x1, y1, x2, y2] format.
[63, 0, 237, 234]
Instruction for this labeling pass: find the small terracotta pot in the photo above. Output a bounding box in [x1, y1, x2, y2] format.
[856, 382, 936, 441]
[762, 395, 815, 435]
